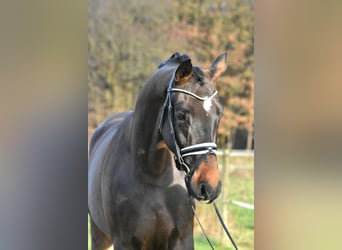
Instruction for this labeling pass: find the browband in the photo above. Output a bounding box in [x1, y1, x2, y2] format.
[168, 88, 218, 101]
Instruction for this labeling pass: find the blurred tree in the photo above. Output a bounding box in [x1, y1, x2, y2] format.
[88, 0, 254, 149]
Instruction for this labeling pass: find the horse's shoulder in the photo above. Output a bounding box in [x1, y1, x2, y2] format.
[89, 111, 133, 153]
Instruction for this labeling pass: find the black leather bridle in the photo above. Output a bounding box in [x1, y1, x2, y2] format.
[158, 71, 218, 194]
[158, 70, 239, 250]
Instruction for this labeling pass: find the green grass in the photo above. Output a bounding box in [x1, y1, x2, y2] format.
[88, 217, 91, 249]
[89, 155, 254, 250]
[194, 235, 232, 250]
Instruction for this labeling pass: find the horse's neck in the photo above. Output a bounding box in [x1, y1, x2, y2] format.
[130, 79, 172, 176]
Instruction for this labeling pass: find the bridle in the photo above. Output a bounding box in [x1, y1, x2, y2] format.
[158, 69, 239, 250]
[158, 70, 218, 193]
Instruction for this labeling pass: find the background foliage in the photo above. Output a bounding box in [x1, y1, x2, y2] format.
[88, 0, 254, 148]
[88, 1, 254, 248]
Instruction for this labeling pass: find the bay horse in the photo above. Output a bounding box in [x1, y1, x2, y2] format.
[88, 52, 228, 250]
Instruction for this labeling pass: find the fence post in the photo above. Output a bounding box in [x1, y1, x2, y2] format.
[220, 149, 229, 238]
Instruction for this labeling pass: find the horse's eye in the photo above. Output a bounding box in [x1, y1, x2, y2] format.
[176, 111, 186, 121]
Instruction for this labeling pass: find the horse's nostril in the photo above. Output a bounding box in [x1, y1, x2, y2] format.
[199, 183, 208, 199]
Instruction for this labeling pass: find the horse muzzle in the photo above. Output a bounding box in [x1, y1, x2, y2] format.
[196, 179, 222, 203]
[188, 154, 222, 203]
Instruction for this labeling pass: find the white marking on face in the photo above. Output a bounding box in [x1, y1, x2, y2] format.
[203, 98, 212, 112]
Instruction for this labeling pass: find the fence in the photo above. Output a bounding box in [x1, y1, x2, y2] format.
[194, 149, 254, 247]
[218, 148, 254, 213]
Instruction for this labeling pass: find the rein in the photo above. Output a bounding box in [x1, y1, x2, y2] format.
[192, 202, 238, 250]
[159, 70, 238, 250]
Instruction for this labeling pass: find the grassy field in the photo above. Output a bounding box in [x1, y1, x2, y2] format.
[88, 154, 254, 250]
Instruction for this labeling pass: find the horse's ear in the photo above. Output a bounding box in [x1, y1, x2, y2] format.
[210, 52, 228, 81]
[175, 59, 193, 85]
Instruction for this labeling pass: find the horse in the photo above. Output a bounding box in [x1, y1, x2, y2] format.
[88, 52, 228, 250]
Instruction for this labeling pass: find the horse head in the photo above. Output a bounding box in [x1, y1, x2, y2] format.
[159, 52, 228, 203]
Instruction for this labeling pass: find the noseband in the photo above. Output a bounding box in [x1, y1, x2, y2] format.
[158, 70, 218, 186]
